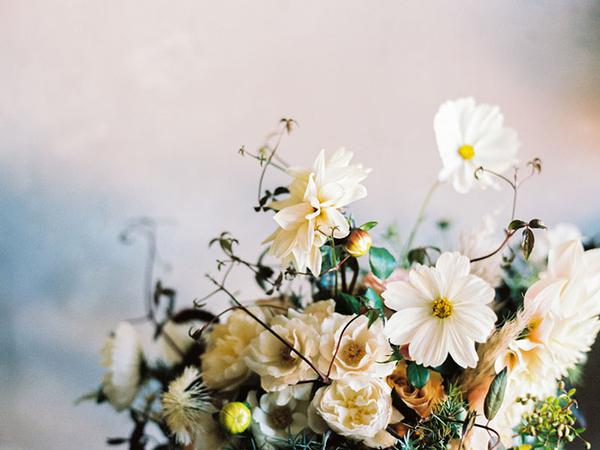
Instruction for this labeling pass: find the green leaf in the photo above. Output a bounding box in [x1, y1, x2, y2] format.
[508, 219, 527, 231]
[407, 248, 427, 265]
[366, 309, 380, 328]
[521, 228, 535, 260]
[359, 221, 378, 231]
[406, 362, 430, 389]
[380, 345, 403, 364]
[337, 292, 362, 315]
[363, 288, 385, 326]
[320, 245, 342, 273]
[364, 287, 384, 312]
[528, 219, 546, 229]
[369, 247, 396, 279]
[484, 367, 508, 421]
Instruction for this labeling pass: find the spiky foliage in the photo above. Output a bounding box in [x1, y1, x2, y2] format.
[409, 384, 468, 450]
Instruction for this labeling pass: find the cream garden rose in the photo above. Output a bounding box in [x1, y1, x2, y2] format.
[201, 308, 266, 390]
[245, 313, 320, 391]
[317, 313, 396, 379]
[308, 375, 402, 449]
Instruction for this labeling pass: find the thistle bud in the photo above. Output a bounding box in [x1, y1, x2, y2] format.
[219, 401, 251, 434]
[344, 229, 372, 257]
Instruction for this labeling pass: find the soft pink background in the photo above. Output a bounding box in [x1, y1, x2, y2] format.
[1, 1, 599, 448]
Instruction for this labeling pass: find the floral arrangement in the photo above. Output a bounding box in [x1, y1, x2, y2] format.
[85, 98, 600, 450]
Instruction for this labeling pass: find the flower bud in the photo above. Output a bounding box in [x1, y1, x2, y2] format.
[219, 401, 251, 434]
[344, 229, 372, 257]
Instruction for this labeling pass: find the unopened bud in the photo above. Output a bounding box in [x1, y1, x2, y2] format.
[220, 401, 252, 434]
[344, 229, 372, 257]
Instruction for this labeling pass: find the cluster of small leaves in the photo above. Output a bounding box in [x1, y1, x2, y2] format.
[394, 432, 419, 450]
[255, 186, 289, 212]
[337, 287, 385, 325]
[410, 384, 468, 450]
[508, 218, 546, 260]
[516, 384, 589, 449]
[406, 246, 441, 266]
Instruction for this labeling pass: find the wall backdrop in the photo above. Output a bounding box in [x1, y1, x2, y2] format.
[1, 1, 599, 448]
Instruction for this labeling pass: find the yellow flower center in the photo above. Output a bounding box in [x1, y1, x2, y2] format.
[457, 144, 475, 160]
[341, 341, 366, 365]
[269, 406, 294, 429]
[431, 297, 453, 319]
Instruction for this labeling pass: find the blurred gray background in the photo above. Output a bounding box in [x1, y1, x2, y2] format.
[1, 1, 599, 448]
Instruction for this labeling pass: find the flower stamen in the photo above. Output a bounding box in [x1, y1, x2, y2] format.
[431, 297, 453, 319]
[458, 144, 475, 160]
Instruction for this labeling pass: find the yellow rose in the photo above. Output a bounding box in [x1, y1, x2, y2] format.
[386, 361, 445, 418]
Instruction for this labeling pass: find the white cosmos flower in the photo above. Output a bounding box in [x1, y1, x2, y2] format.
[264, 148, 370, 275]
[161, 366, 216, 445]
[382, 252, 496, 368]
[308, 375, 402, 449]
[317, 313, 396, 379]
[100, 321, 144, 411]
[434, 97, 519, 193]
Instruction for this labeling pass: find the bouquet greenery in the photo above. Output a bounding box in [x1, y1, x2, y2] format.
[86, 98, 598, 450]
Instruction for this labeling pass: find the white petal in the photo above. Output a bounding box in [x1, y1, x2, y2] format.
[273, 203, 313, 230]
[384, 307, 429, 345]
[382, 281, 425, 311]
[436, 252, 471, 283]
[409, 265, 443, 301]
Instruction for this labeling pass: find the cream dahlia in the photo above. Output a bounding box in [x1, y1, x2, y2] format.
[264, 148, 370, 275]
[383, 252, 496, 368]
[434, 97, 519, 193]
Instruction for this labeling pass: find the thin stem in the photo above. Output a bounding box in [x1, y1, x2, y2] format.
[348, 258, 359, 295]
[511, 169, 518, 221]
[326, 313, 367, 378]
[340, 262, 347, 292]
[257, 126, 287, 205]
[191, 303, 288, 342]
[470, 230, 516, 263]
[206, 275, 328, 383]
[403, 181, 440, 258]
[242, 150, 288, 172]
